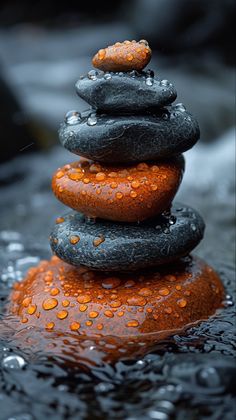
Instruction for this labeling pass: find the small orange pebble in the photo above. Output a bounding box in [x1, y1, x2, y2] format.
[92, 40, 152, 72]
[8, 255, 224, 339]
[52, 157, 184, 222]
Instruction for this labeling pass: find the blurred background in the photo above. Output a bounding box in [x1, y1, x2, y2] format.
[0, 0, 235, 257]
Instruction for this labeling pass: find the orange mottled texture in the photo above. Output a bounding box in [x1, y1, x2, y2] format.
[8, 256, 224, 338]
[92, 40, 152, 72]
[52, 158, 184, 222]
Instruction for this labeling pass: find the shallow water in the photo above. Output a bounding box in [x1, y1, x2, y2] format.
[0, 134, 235, 419]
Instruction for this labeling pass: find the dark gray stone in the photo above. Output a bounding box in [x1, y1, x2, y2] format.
[59, 105, 200, 163]
[75, 70, 177, 113]
[50, 204, 205, 271]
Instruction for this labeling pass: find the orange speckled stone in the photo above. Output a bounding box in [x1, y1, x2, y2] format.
[8, 255, 224, 338]
[52, 157, 184, 222]
[92, 40, 152, 72]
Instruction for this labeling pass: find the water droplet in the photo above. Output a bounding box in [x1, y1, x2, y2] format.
[145, 76, 154, 86]
[131, 180, 140, 189]
[65, 110, 80, 125]
[138, 287, 152, 297]
[93, 235, 105, 247]
[46, 322, 55, 330]
[139, 39, 149, 46]
[126, 320, 139, 327]
[118, 71, 124, 76]
[196, 367, 221, 388]
[175, 103, 186, 112]
[148, 410, 169, 420]
[191, 224, 197, 232]
[89, 311, 99, 318]
[77, 295, 91, 304]
[169, 216, 176, 225]
[177, 298, 187, 308]
[116, 192, 123, 199]
[127, 296, 147, 306]
[70, 321, 81, 331]
[109, 300, 122, 308]
[87, 114, 97, 126]
[104, 73, 112, 80]
[70, 235, 80, 245]
[95, 172, 106, 181]
[159, 288, 170, 296]
[88, 70, 98, 80]
[102, 277, 121, 289]
[129, 70, 138, 77]
[104, 310, 114, 318]
[126, 53, 134, 61]
[160, 79, 170, 87]
[57, 310, 68, 320]
[42, 298, 58, 310]
[2, 354, 26, 369]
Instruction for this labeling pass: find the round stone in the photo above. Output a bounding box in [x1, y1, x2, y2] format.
[52, 156, 184, 222]
[7, 256, 224, 342]
[75, 71, 177, 113]
[50, 204, 205, 271]
[92, 40, 152, 72]
[59, 107, 200, 163]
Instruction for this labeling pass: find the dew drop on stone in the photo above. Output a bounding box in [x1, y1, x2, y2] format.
[148, 410, 169, 420]
[196, 367, 221, 388]
[160, 79, 170, 87]
[145, 76, 154, 86]
[104, 73, 112, 80]
[65, 110, 80, 125]
[87, 114, 97, 126]
[175, 103, 186, 112]
[87, 70, 98, 80]
[2, 354, 26, 370]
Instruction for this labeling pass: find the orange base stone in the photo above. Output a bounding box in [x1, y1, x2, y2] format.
[52, 158, 184, 222]
[8, 255, 224, 339]
[92, 40, 152, 72]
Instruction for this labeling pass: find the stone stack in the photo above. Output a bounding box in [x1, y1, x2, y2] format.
[9, 41, 224, 340]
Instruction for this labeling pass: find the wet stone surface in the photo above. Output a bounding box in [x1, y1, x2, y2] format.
[59, 106, 200, 163]
[76, 70, 177, 113]
[0, 138, 235, 419]
[50, 205, 205, 271]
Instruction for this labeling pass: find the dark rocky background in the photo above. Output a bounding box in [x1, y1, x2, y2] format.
[0, 1, 235, 419]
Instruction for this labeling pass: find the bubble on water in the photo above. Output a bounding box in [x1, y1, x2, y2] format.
[104, 73, 112, 80]
[88, 70, 98, 80]
[65, 110, 81, 125]
[87, 114, 97, 126]
[175, 103, 186, 112]
[2, 354, 26, 370]
[196, 367, 221, 388]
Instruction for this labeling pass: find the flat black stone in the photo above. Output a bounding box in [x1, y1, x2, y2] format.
[59, 106, 200, 163]
[50, 204, 205, 271]
[75, 70, 177, 113]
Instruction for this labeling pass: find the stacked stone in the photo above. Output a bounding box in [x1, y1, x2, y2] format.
[8, 41, 224, 341]
[50, 40, 203, 272]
